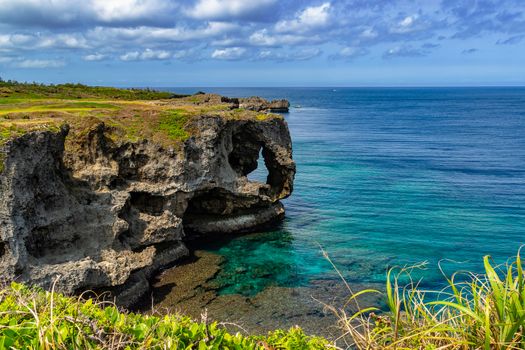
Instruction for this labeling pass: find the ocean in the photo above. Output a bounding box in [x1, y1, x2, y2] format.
[157, 87, 525, 334]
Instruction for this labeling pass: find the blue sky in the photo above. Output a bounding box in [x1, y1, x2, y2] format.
[0, 0, 524, 87]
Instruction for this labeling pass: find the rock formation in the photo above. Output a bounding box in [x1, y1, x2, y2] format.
[239, 97, 290, 113]
[0, 105, 295, 306]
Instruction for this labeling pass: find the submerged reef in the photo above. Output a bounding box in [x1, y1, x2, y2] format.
[0, 84, 295, 306]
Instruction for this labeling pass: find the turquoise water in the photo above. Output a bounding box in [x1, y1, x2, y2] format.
[170, 87, 525, 296]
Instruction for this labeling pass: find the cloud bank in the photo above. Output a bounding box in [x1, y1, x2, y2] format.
[0, 0, 524, 70]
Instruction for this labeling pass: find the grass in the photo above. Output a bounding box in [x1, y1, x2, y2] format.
[0, 80, 177, 101]
[0, 81, 281, 151]
[157, 109, 191, 142]
[325, 248, 525, 349]
[0, 283, 329, 349]
[3, 252, 525, 349]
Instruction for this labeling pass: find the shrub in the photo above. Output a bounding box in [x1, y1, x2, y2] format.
[0, 283, 330, 349]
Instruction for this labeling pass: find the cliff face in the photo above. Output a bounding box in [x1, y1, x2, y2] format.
[0, 106, 295, 306]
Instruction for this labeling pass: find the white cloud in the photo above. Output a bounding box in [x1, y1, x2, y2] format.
[256, 48, 321, 61]
[83, 53, 106, 61]
[0, 0, 177, 27]
[0, 56, 14, 63]
[330, 46, 369, 60]
[275, 2, 331, 33]
[211, 47, 247, 60]
[120, 48, 170, 61]
[360, 27, 378, 39]
[249, 29, 319, 46]
[0, 33, 88, 51]
[91, 0, 175, 23]
[390, 15, 423, 34]
[14, 59, 66, 68]
[173, 49, 203, 61]
[88, 22, 237, 44]
[187, 0, 276, 20]
[37, 34, 89, 49]
[140, 48, 170, 60]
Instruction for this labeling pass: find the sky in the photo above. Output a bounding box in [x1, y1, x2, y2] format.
[0, 0, 524, 87]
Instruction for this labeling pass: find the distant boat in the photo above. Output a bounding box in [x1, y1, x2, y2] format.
[332, 89, 337, 92]
[294, 105, 302, 108]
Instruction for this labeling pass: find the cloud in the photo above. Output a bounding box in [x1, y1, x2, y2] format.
[120, 49, 170, 61]
[249, 29, 319, 46]
[0, 32, 89, 51]
[275, 2, 331, 34]
[0, 56, 14, 63]
[442, 0, 525, 39]
[256, 48, 322, 61]
[359, 27, 379, 40]
[13, 59, 65, 68]
[496, 34, 525, 45]
[422, 42, 440, 49]
[461, 48, 478, 54]
[186, 0, 278, 21]
[0, 0, 178, 28]
[390, 15, 418, 34]
[383, 45, 427, 59]
[87, 22, 238, 45]
[37, 34, 90, 49]
[0, 0, 523, 68]
[211, 47, 248, 60]
[91, 0, 176, 24]
[330, 46, 369, 60]
[83, 53, 107, 61]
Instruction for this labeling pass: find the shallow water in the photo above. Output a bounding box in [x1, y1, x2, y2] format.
[155, 87, 525, 333]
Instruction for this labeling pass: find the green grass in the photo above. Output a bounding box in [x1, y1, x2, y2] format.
[327, 248, 525, 349]
[0, 283, 329, 349]
[0, 102, 119, 116]
[157, 109, 191, 142]
[0, 80, 177, 100]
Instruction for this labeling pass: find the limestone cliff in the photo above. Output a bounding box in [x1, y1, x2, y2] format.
[0, 93, 295, 306]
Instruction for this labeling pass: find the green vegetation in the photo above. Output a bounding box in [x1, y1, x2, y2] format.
[157, 109, 191, 142]
[0, 79, 176, 101]
[0, 102, 119, 116]
[329, 249, 525, 349]
[3, 252, 525, 349]
[0, 80, 278, 151]
[0, 283, 328, 349]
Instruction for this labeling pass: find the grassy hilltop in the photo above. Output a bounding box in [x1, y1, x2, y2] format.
[0, 80, 274, 151]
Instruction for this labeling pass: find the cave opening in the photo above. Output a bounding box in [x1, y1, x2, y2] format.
[227, 128, 283, 193]
[246, 148, 269, 184]
[0, 241, 5, 257]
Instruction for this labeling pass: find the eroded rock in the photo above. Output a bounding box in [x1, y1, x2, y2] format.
[239, 97, 290, 113]
[0, 110, 295, 306]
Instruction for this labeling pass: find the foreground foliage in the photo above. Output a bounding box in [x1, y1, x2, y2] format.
[330, 249, 525, 349]
[0, 283, 329, 350]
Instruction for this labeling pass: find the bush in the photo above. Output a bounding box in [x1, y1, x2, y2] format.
[0, 283, 330, 349]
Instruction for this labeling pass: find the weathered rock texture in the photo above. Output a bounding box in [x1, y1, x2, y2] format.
[239, 97, 290, 113]
[0, 113, 295, 306]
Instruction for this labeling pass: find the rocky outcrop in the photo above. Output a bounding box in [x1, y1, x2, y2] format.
[239, 97, 290, 113]
[0, 112, 295, 306]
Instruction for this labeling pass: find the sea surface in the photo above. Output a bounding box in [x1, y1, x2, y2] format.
[158, 87, 525, 331]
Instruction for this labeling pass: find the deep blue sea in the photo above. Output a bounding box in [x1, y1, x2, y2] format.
[167, 87, 525, 296]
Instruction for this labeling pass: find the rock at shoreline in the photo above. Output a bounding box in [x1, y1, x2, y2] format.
[239, 97, 290, 113]
[0, 95, 295, 307]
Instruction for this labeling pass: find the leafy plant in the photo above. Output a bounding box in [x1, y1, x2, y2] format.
[330, 248, 525, 349]
[0, 282, 330, 349]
